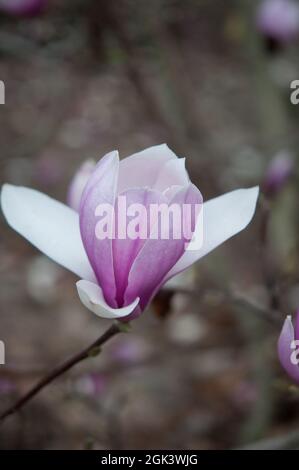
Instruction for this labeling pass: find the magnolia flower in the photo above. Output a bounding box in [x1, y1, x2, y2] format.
[263, 151, 293, 197]
[256, 0, 299, 44]
[278, 312, 299, 383]
[0, 0, 46, 16]
[1, 145, 259, 321]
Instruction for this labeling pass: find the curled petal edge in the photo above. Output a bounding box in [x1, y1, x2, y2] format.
[76, 279, 140, 319]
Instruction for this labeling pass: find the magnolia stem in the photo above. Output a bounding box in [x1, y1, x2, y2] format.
[0, 321, 125, 423]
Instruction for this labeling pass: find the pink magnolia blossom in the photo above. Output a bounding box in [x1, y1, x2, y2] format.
[263, 151, 293, 197]
[1, 144, 259, 321]
[256, 0, 299, 43]
[75, 373, 107, 396]
[0, 0, 46, 16]
[278, 312, 299, 383]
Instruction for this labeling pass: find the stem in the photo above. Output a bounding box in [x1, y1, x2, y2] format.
[0, 321, 124, 423]
[162, 286, 282, 325]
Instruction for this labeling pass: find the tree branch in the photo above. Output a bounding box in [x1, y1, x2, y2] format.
[162, 286, 283, 326]
[0, 321, 125, 423]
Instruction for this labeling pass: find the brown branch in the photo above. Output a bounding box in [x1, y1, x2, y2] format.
[0, 321, 125, 423]
[162, 285, 283, 326]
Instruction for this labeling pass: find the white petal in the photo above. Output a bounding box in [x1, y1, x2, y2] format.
[1, 184, 95, 281]
[76, 280, 140, 319]
[165, 186, 259, 280]
[118, 144, 178, 193]
[154, 158, 190, 192]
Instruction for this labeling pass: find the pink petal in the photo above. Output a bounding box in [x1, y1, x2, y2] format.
[0, 0, 46, 16]
[154, 158, 190, 192]
[79, 151, 119, 308]
[163, 185, 184, 200]
[257, 0, 299, 43]
[295, 310, 299, 342]
[113, 188, 167, 307]
[118, 144, 177, 193]
[124, 183, 202, 312]
[278, 315, 299, 383]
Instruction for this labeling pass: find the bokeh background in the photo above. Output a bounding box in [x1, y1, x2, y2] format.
[0, 0, 299, 450]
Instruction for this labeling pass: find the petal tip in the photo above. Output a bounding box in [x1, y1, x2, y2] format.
[158, 143, 178, 158]
[251, 185, 260, 199]
[106, 149, 120, 165]
[76, 280, 140, 320]
[1, 182, 15, 198]
[239, 185, 260, 229]
[1, 183, 18, 220]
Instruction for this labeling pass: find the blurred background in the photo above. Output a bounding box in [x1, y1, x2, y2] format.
[0, 0, 299, 450]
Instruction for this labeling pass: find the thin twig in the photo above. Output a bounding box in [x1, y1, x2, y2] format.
[230, 291, 282, 326]
[162, 286, 283, 325]
[0, 321, 125, 423]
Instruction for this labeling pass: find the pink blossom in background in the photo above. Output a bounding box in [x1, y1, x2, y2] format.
[278, 311, 299, 383]
[0, 0, 46, 16]
[110, 337, 152, 364]
[263, 151, 294, 196]
[256, 0, 299, 43]
[1, 144, 259, 321]
[75, 373, 107, 397]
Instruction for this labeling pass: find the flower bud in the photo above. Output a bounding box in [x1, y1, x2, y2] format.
[278, 310, 299, 383]
[256, 0, 299, 44]
[0, 0, 46, 16]
[263, 151, 293, 197]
